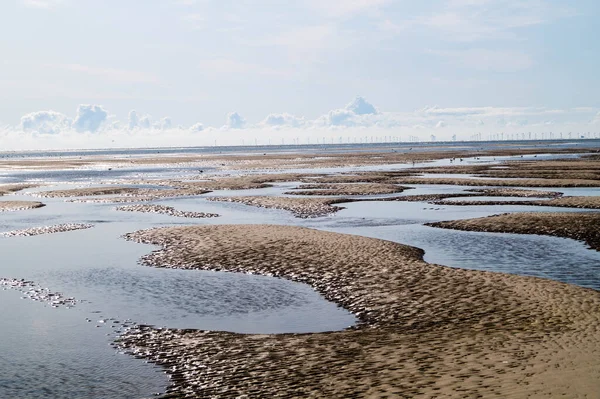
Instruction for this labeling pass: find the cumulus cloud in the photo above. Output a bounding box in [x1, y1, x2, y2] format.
[345, 96, 377, 115]
[224, 112, 246, 129]
[128, 110, 139, 130]
[138, 115, 152, 129]
[190, 123, 204, 132]
[20, 110, 72, 134]
[435, 120, 446, 128]
[154, 117, 172, 130]
[261, 113, 305, 127]
[73, 104, 108, 133]
[316, 96, 380, 127]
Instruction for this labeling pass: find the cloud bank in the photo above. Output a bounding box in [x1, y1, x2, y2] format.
[2, 97, 599, 150]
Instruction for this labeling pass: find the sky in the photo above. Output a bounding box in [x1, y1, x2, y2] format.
[1, 0, 599, 149]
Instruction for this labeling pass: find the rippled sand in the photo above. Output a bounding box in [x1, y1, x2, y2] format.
[433, 195, 600, 209]
[0, 201, 45, 212]
[207, 196, 351, 218]
[429, 212, 600, 251]
[118, 225, 600, 398]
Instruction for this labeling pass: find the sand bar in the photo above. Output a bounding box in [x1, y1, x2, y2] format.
[116, 204, 219, 218]
[0, 201, 45, 212]
[117, 225, 600, 398]
[207, 196, 350, 218]
[0, 223, 93, 237]
[428, 212, 600, 251]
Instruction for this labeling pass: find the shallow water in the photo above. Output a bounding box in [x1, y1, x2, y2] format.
[311, 201, 600, 291]
[0, 195, 355, 399]
[1, 145, 599, 398]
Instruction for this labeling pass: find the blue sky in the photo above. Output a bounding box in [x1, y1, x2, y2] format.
[1, 0, 599, 148]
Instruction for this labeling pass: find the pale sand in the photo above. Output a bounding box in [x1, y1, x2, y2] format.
[0, 201, 45, 212]
[118, 225, 600, 398]
[0, 184, 38, 196]
[434, 196, 600, 209]
[464, 188, 563, 198]
[1, 147, 594, 172]
[393, 176, 600, 187]
[0, 223, 93, 237]
[38, 186, 146, 198]
[410, 158, 600, 181]
[428, 212, 600, 251]
[207, 196, 349, 218]
[116, 204, 219, 219]
[284, 183, 409, 196]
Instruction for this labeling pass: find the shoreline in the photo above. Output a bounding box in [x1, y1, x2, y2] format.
[117, 224, 600, 398]
[428, 212, 600, 251]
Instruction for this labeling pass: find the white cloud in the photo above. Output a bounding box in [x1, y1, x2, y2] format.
[435, 120, 447, 128]
[261, 113, 305, 127]
[190, 122, 204, 132]
[140, 115, 153, 129]
[155, 117, 173, 130]
[20, 110, 71, 134]
[345, 96, 378, 115]
[128, 110, 139, 130]
[224, 112, 246, 129]
[73, 105, 108, 133]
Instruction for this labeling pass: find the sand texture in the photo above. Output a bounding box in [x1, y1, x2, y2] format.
[116, 204, 219, 218]
[0, 201, 45, 212]
[393, 176, 600, 187]
[435, 196, 600, 209]
[285, 183, 408, 196]
[0, 223, 93, 237]
[117, 225, 600, 398]
[428, 212, 600, 251]
[207, 196, 349, 218]
[0, 184, 37, 196]
[39, 186, 146, 198]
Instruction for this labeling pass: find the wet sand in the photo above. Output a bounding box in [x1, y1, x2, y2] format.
[428, 212, 600, 251]
[0, 184, 38, 196]
[116, 204, 219, 219]
[38, 186, 145, 198]
[207, 196, 349, 218]
[1, 147, 595, 172]
[0, 223, 94, 237]
[285, 183, 409, 196]
[0, 201, 45, 212]
[117, 225, 600, 398]
[393, 176, 600, 187]
[434, 196, 600, 209]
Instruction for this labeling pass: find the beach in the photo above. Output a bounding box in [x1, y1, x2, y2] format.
[118, 224, 600, 398]
[0, 143, 599, 398]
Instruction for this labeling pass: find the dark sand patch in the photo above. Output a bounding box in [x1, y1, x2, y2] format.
[117, 225, 600, 398]
[39, 186, 146, 198]
[207, 196, 348, 218]
[285, 183, 409, 196]
[428, 212, 600, 251]
[393, 176, 600, 187]
[116, 204, 219, 219]
[0, 184, 38, 196]
[0, 201, 45, 212]
[435, 196, 600, 210]
[465, 188, 563, 198]
[0, 223, 93, 237]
